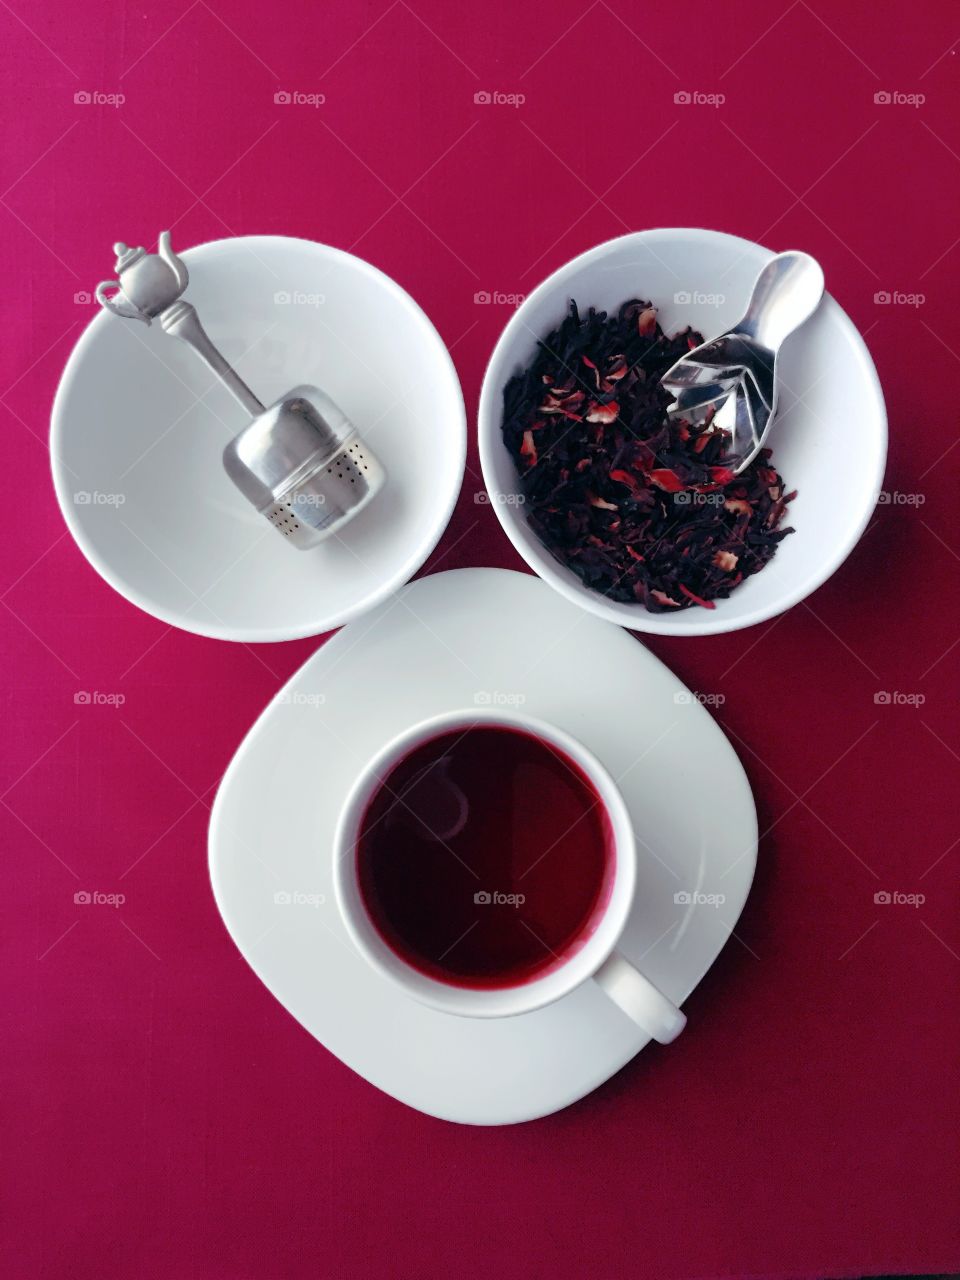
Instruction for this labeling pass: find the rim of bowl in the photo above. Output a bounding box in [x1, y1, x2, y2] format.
[477, 227, 888, 636]
[50, 234, 467, 643]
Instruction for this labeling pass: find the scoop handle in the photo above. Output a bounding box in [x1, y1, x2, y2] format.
[160, 301, 264, 416]
[739, 251, 824, 350]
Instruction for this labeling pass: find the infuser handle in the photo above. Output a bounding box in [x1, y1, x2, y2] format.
[160, 300, 264, 417]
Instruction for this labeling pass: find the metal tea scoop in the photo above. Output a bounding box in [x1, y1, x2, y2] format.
[660, 251, 824, 474]
[96, 232, 386, 549]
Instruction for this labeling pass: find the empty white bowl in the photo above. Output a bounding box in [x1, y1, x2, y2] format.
[478, 229, 887, 635]
[51, 236, 466, 642]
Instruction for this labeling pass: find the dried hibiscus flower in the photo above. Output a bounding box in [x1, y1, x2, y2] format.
[501, 298, 796, 612]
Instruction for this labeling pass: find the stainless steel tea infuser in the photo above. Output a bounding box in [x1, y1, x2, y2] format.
[96, 232, 386, 549]
[660, 251, 824, 474]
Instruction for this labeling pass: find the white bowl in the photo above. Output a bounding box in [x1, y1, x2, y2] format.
[51, 236, 465, 642]
[478, 229, 887, 635]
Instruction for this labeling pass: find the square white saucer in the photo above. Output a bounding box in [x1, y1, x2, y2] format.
[209, 568, 757, 1124]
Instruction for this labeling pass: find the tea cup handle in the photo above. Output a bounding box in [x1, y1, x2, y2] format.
[593, 950, 686, 1044]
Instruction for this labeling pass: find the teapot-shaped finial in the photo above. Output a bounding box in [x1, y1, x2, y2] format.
[96, 230, 189, 325]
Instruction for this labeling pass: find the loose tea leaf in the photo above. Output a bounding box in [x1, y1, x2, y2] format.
[501, 299, 796, 612]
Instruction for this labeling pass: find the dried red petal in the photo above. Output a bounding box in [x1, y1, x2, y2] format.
[520, 430, 537, 467]
[724, 498, 751, 516]
[679, 584, 715, 608]
[648, 468, 685, 492]
[713, 550, 739, 571]
[585, 401, 619, 424]
[651, 588, 682, 607]
[587, 492, 618, 511]
[637, 307, 657, 337]
[709, 466, 736, 485]
[609, 468, 639, 491]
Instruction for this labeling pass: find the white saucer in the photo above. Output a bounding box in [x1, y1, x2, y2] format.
[209, 568, 757, 1124]
[51, 236, 465, 642]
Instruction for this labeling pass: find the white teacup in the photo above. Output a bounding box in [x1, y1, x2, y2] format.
[333, 709, 686, 1044]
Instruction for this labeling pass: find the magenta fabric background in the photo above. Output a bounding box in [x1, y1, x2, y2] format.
[2, 2, 958, 1277]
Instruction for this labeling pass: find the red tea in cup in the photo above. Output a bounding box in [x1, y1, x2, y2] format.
[356, 724, 615, 989]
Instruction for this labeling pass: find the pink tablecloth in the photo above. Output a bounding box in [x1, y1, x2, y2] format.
[2, 2, 958, 1276]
